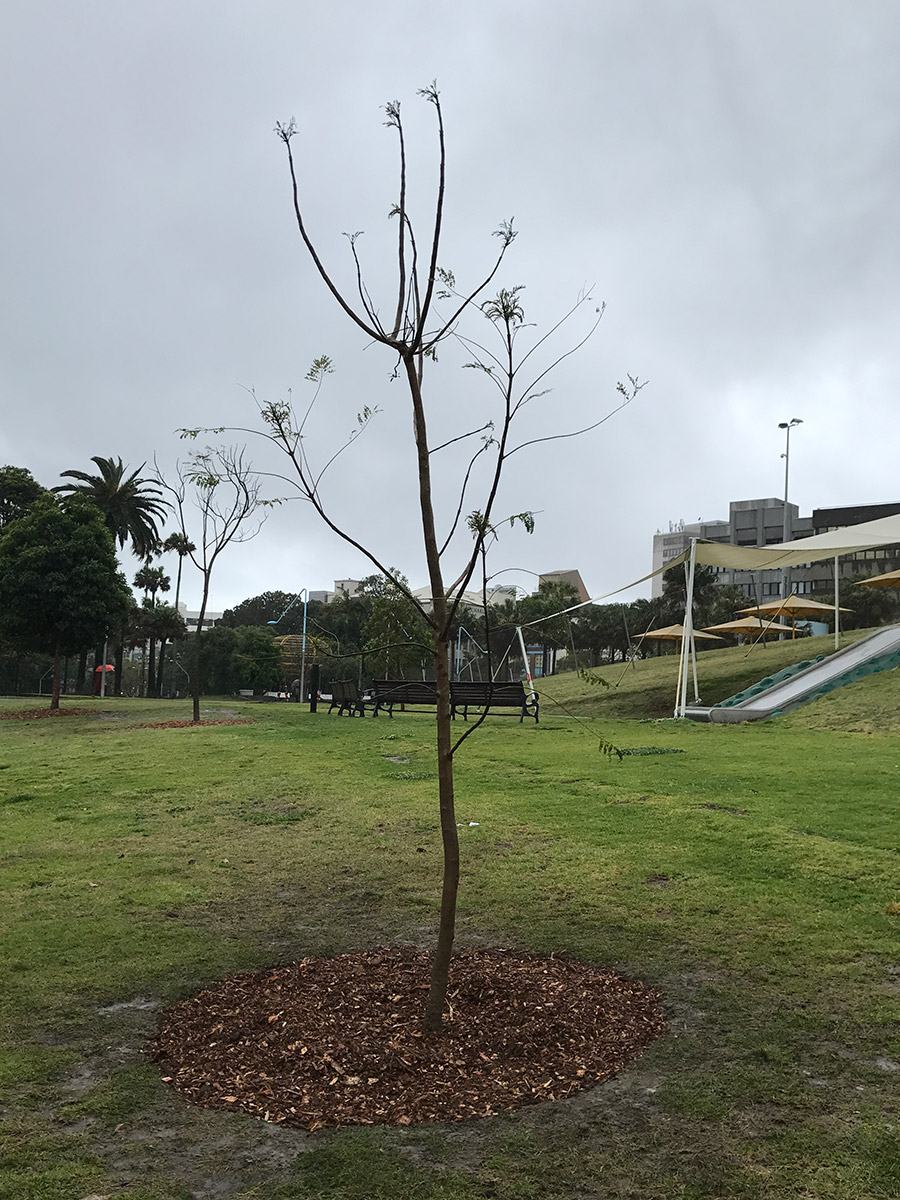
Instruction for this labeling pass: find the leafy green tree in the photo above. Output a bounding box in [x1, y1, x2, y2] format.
[661, 564, 729, 629]
[54, 456, 169, 560]
[0, 496, 132, 708]
[572, 604, 632, 666]
[360, 573, 432, 677]
[515, 580, 580, 675]
[0, 466, 46, 534]
[820, 577, 900, 631]
[220, 590, 300, 629]
[198, 625, 281, 693]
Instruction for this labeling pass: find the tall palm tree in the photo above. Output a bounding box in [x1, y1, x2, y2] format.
[162, 532, 196, 614]
[54, 456, 168, 560]
[133, 565, 170, 696]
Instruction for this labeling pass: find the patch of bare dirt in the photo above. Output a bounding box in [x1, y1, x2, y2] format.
[148, 948, 666, 1131]
[135, 719, 253, 730]
[0, 706, 97, 719]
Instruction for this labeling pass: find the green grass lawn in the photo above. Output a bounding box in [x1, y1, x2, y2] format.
[1, 659, 899, 1199]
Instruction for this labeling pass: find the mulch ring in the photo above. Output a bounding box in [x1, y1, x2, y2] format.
[0, 707, 97, 720]
[135, 719, 253, 730]
[148, 947, 666, 1131]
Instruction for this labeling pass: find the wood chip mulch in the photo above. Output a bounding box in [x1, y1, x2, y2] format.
[148, 948, 666, 1130]
[0, 707, 97, 720]
[135, 719, 253, 729]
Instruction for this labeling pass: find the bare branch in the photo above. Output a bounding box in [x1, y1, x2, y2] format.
[275, 120, 387, 345]
[505, 375, 647, 459]
[438, 436, 495, 557]
[386, 100, 408, 340]
[430, 421, 494, 456]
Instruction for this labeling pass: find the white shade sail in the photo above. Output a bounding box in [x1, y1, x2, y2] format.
[680, 513, 900, 572]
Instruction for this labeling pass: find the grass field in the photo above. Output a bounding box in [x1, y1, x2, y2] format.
[1, 643, 899, 1198]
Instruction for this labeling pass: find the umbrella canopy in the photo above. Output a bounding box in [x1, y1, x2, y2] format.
[636, 623, 724, 642]
[858, 567, 900, 589]
[737, 595, 851, 618]
[94, 664, 114, 672]
[702, 616, 793, 636]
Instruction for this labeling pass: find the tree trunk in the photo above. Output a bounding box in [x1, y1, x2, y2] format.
[147, 635, 157, 697]
[404, 354, 460, 1033]
[422, 634, 460, 1031]
[114, 641, 124, 695]
[156, 639, 167, 698]
[192, 588, 210, 722]
[50, 652, 61, 711]
[76, 648, 88, 694]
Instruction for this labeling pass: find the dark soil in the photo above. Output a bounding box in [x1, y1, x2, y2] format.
[148, 948, 666, 1132]
[135, 718, 253, 729]
[0, 706, 97, 719]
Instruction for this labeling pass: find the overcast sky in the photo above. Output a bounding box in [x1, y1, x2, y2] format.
[2, 1, 898, 612]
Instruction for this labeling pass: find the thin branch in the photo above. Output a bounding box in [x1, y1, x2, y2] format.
[506, 376, 646, 459]
[345, 232, 386, 336]
[275, 121, 388, 346]
[410, 83, 445, 350]
[430, 421, 494, 456]
[438, 438, 495, 557]
[386, 100, 408, 340]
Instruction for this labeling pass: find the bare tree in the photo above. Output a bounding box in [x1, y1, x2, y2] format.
[158, 447, 270, 722]
[193, 87, 641, 1031]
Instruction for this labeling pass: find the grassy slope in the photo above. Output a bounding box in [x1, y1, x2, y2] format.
[538, 628, 879, 720]
[0, 681, 898, 1199]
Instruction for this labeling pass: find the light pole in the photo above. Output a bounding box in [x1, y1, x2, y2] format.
[779, 418, 803, 599]
[268, 589, 308, 705]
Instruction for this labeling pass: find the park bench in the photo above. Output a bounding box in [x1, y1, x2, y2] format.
[327, 678, 366, 717]
[370, 678, 538, 723]
[450, 680, 538, 723]
[371, 679, 438, 717]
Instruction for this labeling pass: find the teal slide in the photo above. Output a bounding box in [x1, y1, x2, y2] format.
[684, 625, 900, 723]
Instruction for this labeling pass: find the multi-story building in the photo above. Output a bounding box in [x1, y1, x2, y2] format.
[176, 601, 222, 632]
[652, 499, 900, 599]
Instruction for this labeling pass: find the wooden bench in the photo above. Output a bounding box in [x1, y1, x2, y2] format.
[327, 679, 366, 717]
[370, 679, 538, 723]
[451, 680, 538, 724]
[371, 679, 438, 717]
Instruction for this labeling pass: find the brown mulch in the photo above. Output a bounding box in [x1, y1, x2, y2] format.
[135, 719, 253, 730]
[148, 948, 666, 1130]
[0, 707, 97, 720]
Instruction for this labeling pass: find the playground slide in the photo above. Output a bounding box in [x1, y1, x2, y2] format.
[684, 624, 900, 723]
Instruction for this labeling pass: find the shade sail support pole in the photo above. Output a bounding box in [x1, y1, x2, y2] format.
[834, 557, 840, 650]
[676, 539, 697, 718]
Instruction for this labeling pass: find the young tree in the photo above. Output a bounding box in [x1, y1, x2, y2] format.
[159, 447, 269, 721]
[0, 496, 132, 708]
[198, 88, 640, 1030]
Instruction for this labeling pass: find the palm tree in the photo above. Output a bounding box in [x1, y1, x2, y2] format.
[162, 532, 196, 614]
[133, 565, 170, 695]
[54, 456, 168, 560]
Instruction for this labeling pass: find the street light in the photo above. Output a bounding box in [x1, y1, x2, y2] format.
[779, 418, 803, 599]
[268, 589, 308, 705]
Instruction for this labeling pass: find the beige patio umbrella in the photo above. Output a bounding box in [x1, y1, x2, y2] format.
[737, 595, 851, 637]
[702, 615, 793, 638]
[858, 567, 900, 588]
[636, 624, 724, 642]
